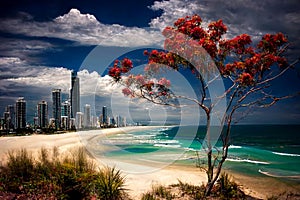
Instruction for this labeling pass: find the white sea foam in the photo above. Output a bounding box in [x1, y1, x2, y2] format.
[154, 144, 181, 148]
[272, 151, 300, 157]
[184, 147, 197, 152]
[258, 169, 300, 179]
[154, 140, 180, 144]
[227, 158, 270, 165]
[228, 145, 242, 149]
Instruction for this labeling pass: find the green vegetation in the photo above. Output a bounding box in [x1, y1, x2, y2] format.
[141, 185, 174, 200]
[3, 148, 296, 200]
[0, 147, 128, 199]
[141, 173, 253, 200]
[212, 172, 245, 199]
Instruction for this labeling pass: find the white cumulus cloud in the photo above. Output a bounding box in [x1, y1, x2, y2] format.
[0, 8, 164, 47]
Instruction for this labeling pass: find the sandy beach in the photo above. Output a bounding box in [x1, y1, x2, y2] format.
[0, 126, 298, 199]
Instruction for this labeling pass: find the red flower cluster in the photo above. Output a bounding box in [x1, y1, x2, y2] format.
[258, 32, 288, 53]
[108, 58, 133, 81]
[144, 50, 177, 70]
[220, 34, 253, 55]
[122, 88, 133, 96]
[162, 15, 227, 59]
[208, 19, 227, 41]
[108, 15, 290, 89]
[238, 73, 254, 86]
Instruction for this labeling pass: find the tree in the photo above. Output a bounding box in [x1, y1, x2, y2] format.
[108, 15, 299, 195]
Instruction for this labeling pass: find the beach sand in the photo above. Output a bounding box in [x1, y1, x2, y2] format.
[0, 127, 298, 199]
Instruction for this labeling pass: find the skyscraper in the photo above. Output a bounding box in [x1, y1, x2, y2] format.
[75, 112, 84, 129]
[52, 89, 61, 130]
[16, 97, 26, 129]
[61, 100, 71, 130]
[6, 105, 15, 129]
[102, 106, 107, 126]
[84, 104, 91, 128]
[70, 71, 80, 118]
[37, 100, 48, 128]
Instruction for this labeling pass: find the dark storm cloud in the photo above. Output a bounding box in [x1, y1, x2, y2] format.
[196, 0, 300, 58]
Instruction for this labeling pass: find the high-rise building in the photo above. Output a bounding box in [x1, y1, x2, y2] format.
[37, 100, 48, 128]
[75, 112, 84, 129]
[70, 71, 80, 118]
[61, 100, 71, 130]
[3, 111, 10, 130]
[16, 97, 26, 129]
[52, 89, 61, 130]
[102, 106, 107, 126]
[84, 104, 91, 128]
[6, 105, 15, 129]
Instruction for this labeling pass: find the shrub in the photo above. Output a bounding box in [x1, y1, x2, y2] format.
[96, 166, 127, 200]
[175, 180, 205, 199]
[0, 147, 129, 200]
[141, 184, 174, 200]
[141, 192, 157, 200]
[214, 172, 245, 199]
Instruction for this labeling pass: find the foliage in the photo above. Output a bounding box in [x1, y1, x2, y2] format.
[96, 166, 127, 200]
[141, 184, 174, 200]
[212, 173, 245, 199]
[108, 14, 299, 196]
[175, 179, 205, 199]
[0, 147, 128, 200]
[141, 178, 250, 200]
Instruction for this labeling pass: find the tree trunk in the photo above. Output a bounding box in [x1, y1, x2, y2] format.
[205, 123, 231, 196]
[204, 114, 214, 196]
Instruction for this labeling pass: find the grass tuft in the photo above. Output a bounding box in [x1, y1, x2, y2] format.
[0, 147, 129, 200]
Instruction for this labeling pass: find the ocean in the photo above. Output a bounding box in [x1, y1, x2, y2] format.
[96, 125, 300, 182]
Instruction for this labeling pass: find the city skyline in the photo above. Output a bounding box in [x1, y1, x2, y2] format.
[0, 71, 129, 131]
[0, 1, 300, 125]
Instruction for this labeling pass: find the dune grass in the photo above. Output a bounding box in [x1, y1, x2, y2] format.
[141, 173, 250, 200]
[0, 147, 128, 200]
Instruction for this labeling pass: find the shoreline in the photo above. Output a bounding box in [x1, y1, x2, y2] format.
[0, 126, 298, 199]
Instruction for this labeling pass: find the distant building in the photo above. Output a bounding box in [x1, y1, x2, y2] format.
[102, 106, 108, 126]
[91, 116, 99, 128]
[6, 105, 15, 129]
[3, 111, 10, 130]
[122, 116, 127, 127]
[83, 104, 91, 128]
[52, 89, 61, 130]
[115, 115, 126, 127]
[70, 118, 76, 129]
[33, 116, 38, 127]
[37, 100, 48, 128]
[70, 71, 80, 118]
[75, 112, 84, 129]
[61, 100, 71, 130]
[61, 116, 69, 130]
[16, 97, 26, 129]
[107, 116, 111, 126]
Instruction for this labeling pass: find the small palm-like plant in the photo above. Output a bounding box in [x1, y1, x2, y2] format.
[96, 166, 127, 200]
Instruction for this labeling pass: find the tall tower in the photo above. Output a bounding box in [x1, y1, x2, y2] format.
[70, 71, 80, 118]
[16, 97, 26, 129]
[5, 105, 15, 129]
[84, 104, 91, 128]
[61, 100, 71, 130]
[37, 100, 48, 128]
[52, 89, 61, 130]
[102, 106, 107, 126]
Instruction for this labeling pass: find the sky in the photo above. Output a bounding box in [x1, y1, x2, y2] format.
[0, 0, 300, 125]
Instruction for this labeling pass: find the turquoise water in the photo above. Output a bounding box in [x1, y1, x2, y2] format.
[98, 125, 300, 182]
